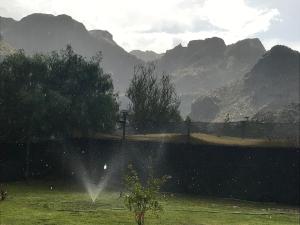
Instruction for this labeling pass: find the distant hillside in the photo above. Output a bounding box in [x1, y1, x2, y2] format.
[130, 50, 164, 62]
[0, 13, 142, 92]
[252, 103, 300, 123]
[155, 37, 266, 115]
[190, 45, 300, 122]
[89, 30, 117, 46]
[0, 16, 16, 31]
[2, 13, 296, 120]
[158, 38, 265, 91]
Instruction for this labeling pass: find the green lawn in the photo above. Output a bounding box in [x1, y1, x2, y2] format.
[0, 182, 299, 225]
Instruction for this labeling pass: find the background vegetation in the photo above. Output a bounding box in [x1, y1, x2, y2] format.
[126, 64, 181, 132]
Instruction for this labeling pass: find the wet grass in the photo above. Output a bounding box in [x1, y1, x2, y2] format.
[0, 182, 299, 225]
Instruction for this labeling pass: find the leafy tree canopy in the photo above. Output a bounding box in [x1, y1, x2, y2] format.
[0, 45, 118, 142]
[126, 63, 181, 131]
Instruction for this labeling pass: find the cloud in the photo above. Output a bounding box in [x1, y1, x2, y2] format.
[141, 19, 225, 34]
[0, 0, 283, 52]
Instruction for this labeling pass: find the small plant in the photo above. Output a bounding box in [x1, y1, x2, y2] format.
[122, 164, 167, 225]
[0, 189, 7, 201]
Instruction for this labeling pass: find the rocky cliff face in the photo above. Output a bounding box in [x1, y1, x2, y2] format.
[155, 37, 265, 116]
[0, 16, 16, 32]
[158, 37, 226, 72]
[190, 45, 300, 122]
[0, 13, 142, 92]
[89, 30, 116, 46]
[130, 50, 163, 62]
[163, 38, 265, 94]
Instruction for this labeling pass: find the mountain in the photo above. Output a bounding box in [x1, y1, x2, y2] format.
[130, 50, 164, 62]
[155, 37, 266, 116]
[2, 13, 295, 120]
[190, 45, 300, 122]
[89, 30, 117, 46]
[0, 13, 142, 92]
[159, 38, 265, 94]
[0, 16, 16, 31]
[252, 103, 300, 123]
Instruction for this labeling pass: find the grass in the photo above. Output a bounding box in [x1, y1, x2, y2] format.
[0, 182, 299, 225]
[189, 133, 295, 147]
[87, 132, 297, 148]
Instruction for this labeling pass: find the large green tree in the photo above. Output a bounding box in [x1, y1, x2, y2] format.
[45, 46, 118, 137]
[0, 46, 118, 178]
[126, 64, 181, 131]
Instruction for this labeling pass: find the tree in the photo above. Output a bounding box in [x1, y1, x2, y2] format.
[223, 113, 231, 136]
[122, 164, 167, 225]
[0, 50, 51, 178]
[0, 46, 118, 179]
[126, 64, 181, 131]
[45, 45, 118, 137]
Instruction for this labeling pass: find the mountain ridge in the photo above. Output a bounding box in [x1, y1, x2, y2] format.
[1, 13, 298, 121]
[190, 45, 300, 122]
[156, 37, 266, 115]
[0, 13, 142, 92]
[130, 50, 164, 62]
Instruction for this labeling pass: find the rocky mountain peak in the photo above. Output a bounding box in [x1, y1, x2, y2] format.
[267, 45, 298, 57]
[0, 17, 16, 31]
[248, 45, 299, 79]
[0, 13, 142, 93]
[89, 30, 116, 45]
[225, 38, 266, 64]
[187, 37, 226, 50]
[129, 50, 163, 62]
[21, 13, 72, 23]
[18, 13, 86, 31]
[229, 38, 265, 50]
[190, 44, 299, 122]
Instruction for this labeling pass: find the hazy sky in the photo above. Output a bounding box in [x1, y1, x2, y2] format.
[0, 0, 299, 53]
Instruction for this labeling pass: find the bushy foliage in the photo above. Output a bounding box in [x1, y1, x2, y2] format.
[0, 46, 118, 142]
[0, 46, 118, 178]
[0, 190, 7, 201]
[126, 63, 181, 132]
[122, 164, 167, 225]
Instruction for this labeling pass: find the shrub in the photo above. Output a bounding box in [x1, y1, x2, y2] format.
[122, 164, 167, 225]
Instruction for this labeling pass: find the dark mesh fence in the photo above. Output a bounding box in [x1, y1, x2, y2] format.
[1, 140, 299, 204]
[120, 121, 300, 140]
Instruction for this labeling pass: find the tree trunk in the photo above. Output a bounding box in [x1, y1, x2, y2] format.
[25, 119, 33, 181]
[25, 137, 31, 180]
[135, 212, 145, 225]
[61, 141, 67, 181]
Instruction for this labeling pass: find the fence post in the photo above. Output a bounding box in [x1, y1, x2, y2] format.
[185, 116, 191, 139]
[119, 110, 128, 141]
[241, 116, 249, 138]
